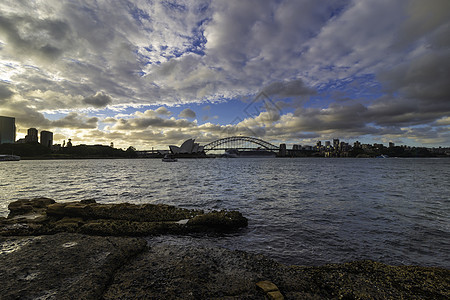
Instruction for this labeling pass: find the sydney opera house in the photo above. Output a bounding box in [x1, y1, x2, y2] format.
[169, 139, 204, 154]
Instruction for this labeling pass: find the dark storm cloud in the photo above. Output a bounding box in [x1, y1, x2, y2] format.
[83, 92, 113, 108]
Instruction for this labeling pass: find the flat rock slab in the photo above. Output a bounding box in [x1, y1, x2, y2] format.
[103, 243, 277, 299]
[1, 234, 449, 299]
[103, 241, 450, 299]
[0, 233, 146, 300]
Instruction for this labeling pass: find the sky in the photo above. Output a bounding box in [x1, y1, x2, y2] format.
[0, 0, 449, 150]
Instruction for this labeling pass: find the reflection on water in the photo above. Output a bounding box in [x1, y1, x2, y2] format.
[1, 158, 449, 267]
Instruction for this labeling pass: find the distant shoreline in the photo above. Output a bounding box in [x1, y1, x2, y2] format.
[13, 155, 450, 160]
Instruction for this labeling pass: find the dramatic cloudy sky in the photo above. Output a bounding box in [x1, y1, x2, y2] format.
[1, 0, 449, 149]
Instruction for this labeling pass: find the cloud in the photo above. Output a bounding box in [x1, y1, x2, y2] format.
[0, 83, 14, 101]
[178, 108, 196, 119]
[378, 50, 450, 103]
[1, 0, 449, 148]
[262, 79, 316, 98]
[0, 11, 70, 62]
[83, 92, 112, 108]
[51, 112, 98, 129]
[155, 107, 171, 116]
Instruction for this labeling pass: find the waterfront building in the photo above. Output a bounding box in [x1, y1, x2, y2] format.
[0, 116, 16, 144]
[25, 128, 38, 143]
[333, 138, 340, 150]
[40, 131, 53, 148]
[373, 143, 384, 150]
[325, 141, 331, 149]
[169, 139, 204, 154]
[279, 143, 287, 157]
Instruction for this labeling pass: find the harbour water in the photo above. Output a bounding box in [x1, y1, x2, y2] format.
[1, 158, 449, 268]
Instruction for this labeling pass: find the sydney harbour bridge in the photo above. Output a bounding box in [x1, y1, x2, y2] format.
[139, 136, 282, 157]
[202, 136, 279, 152]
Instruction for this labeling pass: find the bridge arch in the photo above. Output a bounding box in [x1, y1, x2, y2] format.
[203, 136, 279, 152]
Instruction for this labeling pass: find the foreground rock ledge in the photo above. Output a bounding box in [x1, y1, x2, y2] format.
[0, 198, 248, 236]
[1, 234, 449, 299]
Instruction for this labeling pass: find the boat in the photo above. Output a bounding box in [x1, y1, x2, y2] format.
[376, 154, 389, 158]
[0, 155, 21, 161]
[162, 154, 177, 162]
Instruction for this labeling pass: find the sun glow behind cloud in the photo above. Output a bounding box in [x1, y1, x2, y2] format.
[0, 0, 449, 149]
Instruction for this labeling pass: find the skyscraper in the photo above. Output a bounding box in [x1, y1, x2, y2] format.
[40, 131, 53, 148]
[0, 116, 16, 144]
[25, 128, 38, 143]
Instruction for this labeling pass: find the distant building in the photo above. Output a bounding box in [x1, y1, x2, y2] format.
[25, 128, 38, 143]
[389, 142, 395, 148]
[333, 138, 340, 150]
[325, 141, 331, 149]
[374, 143, 384, 150]
[279, 143, 287, 157]
[40, 131, 53, 148]
[169, 139, 204, 154]
[0, 116, 16, 144]
[66, 139, 73, 148]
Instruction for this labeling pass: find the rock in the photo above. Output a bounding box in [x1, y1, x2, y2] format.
[103, 242, 450, 299]
[46, 201, 203, 222]
[256, 280, 279, 292]
[267, 290, 284, 300]
[0, 233, 448, 299]
[187, 210, 248, 230]
[1, 198, 248, 236]
[0, 233, 147, 299]
[7, 198, 55, 218]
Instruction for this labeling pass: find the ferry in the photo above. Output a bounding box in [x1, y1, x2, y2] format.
[0, 154, 21, 161]
[162, 154, 177, 162]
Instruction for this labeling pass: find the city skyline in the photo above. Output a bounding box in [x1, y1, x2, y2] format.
[1, 1, 449, 150]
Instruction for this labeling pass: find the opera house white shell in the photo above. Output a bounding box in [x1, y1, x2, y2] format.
[169, 139, 204, 154]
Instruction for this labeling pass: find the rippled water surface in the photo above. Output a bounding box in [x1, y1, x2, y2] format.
[1, 158, 449, 267]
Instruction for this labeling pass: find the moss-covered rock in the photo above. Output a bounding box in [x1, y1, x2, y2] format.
[187, 210, 248, 231]
[7, 197, 55, 218]
[0, 198, 248, 236]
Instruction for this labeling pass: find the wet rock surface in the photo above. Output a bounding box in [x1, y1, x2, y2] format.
[103, 242, 450, 299]
[1, 198, 449, 299]
[0, 198, 248, 236]
[0, 233, 146, 300]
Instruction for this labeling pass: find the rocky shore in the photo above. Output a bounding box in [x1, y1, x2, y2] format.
[1, 198, 449, 299]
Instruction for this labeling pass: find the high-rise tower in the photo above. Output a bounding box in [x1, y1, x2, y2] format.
[0, 116, 16, 144]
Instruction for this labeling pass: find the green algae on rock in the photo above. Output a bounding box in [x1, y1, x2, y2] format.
[0, 198, 248, 236]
